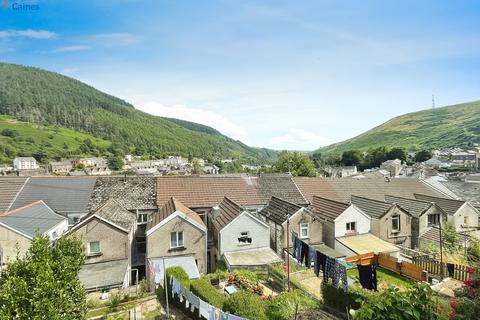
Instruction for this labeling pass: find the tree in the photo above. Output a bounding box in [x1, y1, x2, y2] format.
[387, 147, 407, 162]
[0, 129, 18, 138]
[273, 151, 316, 177]
[341, 150, 362, 167]
[442, 221, 458, 249]
[192, 158, 201, 175]
[414, 150, 432, 163]
[366, 146, 388, 168]
[0, 235, 87, 319]
[108, 155, 124, 171]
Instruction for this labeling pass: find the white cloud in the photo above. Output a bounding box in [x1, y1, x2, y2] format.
[138, 101, 248, 142]
[53, 45, 91, 53]
[271, 128, 332, 150]
[0, 29, 56, 39]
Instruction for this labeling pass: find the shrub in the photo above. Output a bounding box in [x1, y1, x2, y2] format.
[166, 266, 190, 288]
[266, 293, 296, 320]
[138, 279, 150, 297]
[321, 282, 363, 314]
[235, 270, 259, 283]
[223, 290, 267, 320]
[353, 284, 441, 320]
[108, 290, 123, 309]
[1, 129, 18, 138]
[190, 278, 226, 308]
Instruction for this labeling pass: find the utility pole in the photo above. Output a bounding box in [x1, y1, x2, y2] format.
[439, 221, 443, 279]
[163, 259, 170, 318]
[286, 213, 291, 292]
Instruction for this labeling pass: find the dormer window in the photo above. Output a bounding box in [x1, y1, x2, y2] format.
[299, 223, 309, 239]
[238, 231, 252, 245]
[346, 222, 356, 232]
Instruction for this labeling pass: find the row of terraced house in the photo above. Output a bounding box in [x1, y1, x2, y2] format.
[0, 174, 478, 292]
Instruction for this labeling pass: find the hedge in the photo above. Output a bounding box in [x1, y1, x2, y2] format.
[223, 290, 267, 320]
[190, 278, 226, 308]
[166, 266, 190, 288]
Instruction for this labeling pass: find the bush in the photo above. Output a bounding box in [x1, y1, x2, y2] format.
[353, 284, 441, 320]
[235, 270, 259, 283]
[1, 129, 18, 138]
[108, 291, 123, 309]
[223, 290, 267, 320]
[138, 279, 150, 297]
[266, 293, 296, 320]
[321, 282, 363, 314]
[166, 266, 190, 288]
[190, 278, 226, 308]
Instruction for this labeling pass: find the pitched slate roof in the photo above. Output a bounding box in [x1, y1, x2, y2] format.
[88, 176, 157, 212]
[10, 177, 96, 215]
[0, 200, 66, 239]
[0, 177, 28, 213]
[414, 194, 465, 216]
[147, 197, 205, 231]
[384, 195, 433, 218]
[350, 195, 394, 219]
[93, 198, 136, 231]
[79, 259, 128, 291]
[156, 176, 264, 209]
[293, 177, 342, 203]
[212, 197, 244, 231]
[419, 226, 465, 247]
[259, 196, 303, 225]
[440, 181, 480, 207]
[294, 177, 443, 203]
[257, 173, 308, 205]
[311, 196, 350, 221]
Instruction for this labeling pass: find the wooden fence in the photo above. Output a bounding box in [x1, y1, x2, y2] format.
[412, 256, 476, 282]
[378, 253, 427, 282]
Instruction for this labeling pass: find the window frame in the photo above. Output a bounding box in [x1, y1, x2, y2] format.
[464, 216, 469, 225]
[427, 213, 440, 226]
[238, 231, 252, 245]
[88, 241, 101, 255]
[170, 231, 184, 249]
[391, 215, 400, 232]
[299, 223, 309, 239]
[346, 221, 356, 232]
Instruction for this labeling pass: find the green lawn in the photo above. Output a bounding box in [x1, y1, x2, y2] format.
[347, 267, 414, 290]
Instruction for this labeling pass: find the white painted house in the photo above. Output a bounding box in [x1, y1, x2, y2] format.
[415, 194, 480, 232]
[209, 197, 282, 271]
[311, 196, 371, 249]
[13, 157, 38, 170]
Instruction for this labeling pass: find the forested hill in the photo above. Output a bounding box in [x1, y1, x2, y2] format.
[0, 63, 275, 163]
[317, 101, 480, 155]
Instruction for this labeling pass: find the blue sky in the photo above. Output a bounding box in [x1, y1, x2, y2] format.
[1, 0, 480, 150]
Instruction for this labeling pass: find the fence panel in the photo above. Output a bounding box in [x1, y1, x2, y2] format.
[412, 256, 474, 282]
[378, 253, 398, 272]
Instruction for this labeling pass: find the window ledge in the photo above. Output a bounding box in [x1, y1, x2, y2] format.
[237, 243, 252, 246]
[391, 230, 400, 234]
[299, 236, 309, 240]
[87, 252, 102, 257]
[168, 246, 186, 252]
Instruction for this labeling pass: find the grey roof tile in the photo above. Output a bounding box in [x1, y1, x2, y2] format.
[351, 195, 394, 219]
[259, 196, 302, 225]
[212, 197, 244, 231]
[257, 173, 308, 205]
[414, 194, 465, 216]
[10, 177, 96, 215]
[0, 177, 28, 213]
[88, 176, 157, 212]
[385, 195, 433, 217]
[0, 201, 66, 238]
[92, 199, 136, 230]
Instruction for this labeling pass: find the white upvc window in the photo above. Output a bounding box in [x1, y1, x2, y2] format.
[137, 213, 148, 224]
[392, 215, 400, 232]
[427, 214, 440, 226]
[88, 241, 101, 255]
[346, 222, 356, 232]
[170, 231, 184, 248]
[464, 216, 469, 226]
[299, 223, 309, 239]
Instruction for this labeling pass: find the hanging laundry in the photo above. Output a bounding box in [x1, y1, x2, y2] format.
[337, 262, 348, 292]
[208, 305, 220, 320]
[292, 233, 302, 261]
[190, 293, 200, 312]
[228, 314, 247, 320]
[199, 299, 209, 319]
[447, 263, 455, 278]
[325, 257, 336, 285]
[220, 310, 229, 320]
[300, 241, 309, 265]
[357, 264, 377, 291]
[306, 246, 315, 268]
[317, 252, 327, 278]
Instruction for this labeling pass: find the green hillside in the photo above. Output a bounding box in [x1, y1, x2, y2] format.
[0, 116, 111, 164]
[318, 101, 480, 155]
[0, 63, 276, 164]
